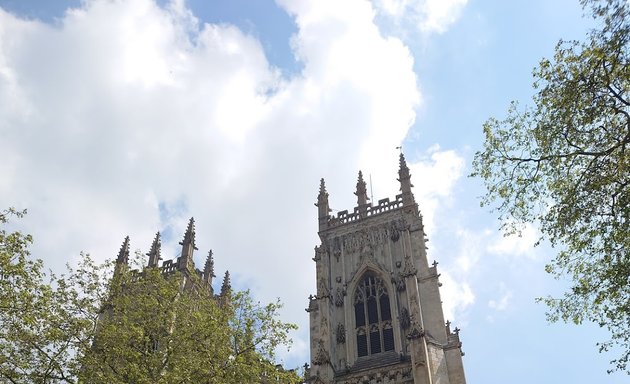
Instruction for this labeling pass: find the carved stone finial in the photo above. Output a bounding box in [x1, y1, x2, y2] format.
[178, 217, 198, 271]
[315, 178, 331, 230]
[117, 236, 130, 265]
[355, 171, 369, 217]
[147, 232, 161, 268]
[204, 250, 215, 277]
[179, 217, 198, 250]
[397, 153, 416, 206]
[220, 270, 231, 298]
[204, 250, 215, 289]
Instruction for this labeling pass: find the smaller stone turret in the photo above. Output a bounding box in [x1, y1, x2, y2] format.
[398, 153, 416, 207]
[204, 250, 216, 291]
[116, 236, 130, 265]
[355, 170, 370, 218]
[147, 232, 161, 268]
[220, 271, 232, 299]
[315, 178, 331, 231]
[179, 217, 198, 271]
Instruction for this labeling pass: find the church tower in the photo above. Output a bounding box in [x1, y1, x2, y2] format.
[307, 154, 466, 384]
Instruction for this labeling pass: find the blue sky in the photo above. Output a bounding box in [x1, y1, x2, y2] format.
[0, 0, 625, 382]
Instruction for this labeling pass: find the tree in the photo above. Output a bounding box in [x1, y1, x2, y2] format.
[472, 0, 630, 372]
[80, 263, 300, 384]
[0, 209, 300, 383]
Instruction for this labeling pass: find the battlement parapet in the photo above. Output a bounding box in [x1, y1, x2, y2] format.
[327, 194, 404, 229]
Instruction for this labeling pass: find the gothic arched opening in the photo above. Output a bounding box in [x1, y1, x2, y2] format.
[353, 272, 394, 357]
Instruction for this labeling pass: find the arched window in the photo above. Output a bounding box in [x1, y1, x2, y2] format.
[354, 273, 394, 357]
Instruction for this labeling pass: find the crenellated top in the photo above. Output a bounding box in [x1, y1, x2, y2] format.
[317, 154, 418, 231]
[112, 220, 224, 294]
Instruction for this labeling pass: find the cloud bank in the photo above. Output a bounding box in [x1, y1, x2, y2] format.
[0, 0, 468, 365]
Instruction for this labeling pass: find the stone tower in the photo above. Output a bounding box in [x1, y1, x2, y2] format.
[307, 154, 466, 384]
[109, 217, 228, 296]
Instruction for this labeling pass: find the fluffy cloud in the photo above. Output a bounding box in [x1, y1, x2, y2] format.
[487, 223, 540, 259]
[0, 0, 466, 366]
[372, 0, 468, 34]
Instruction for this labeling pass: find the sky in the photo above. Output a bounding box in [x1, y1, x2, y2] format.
[0, 0, 626, 382]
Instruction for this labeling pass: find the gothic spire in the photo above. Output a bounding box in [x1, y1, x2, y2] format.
[204, 250, 216, 285]
[147, 232, 162, 268]
[355, 171, 369, 217]
[315, 178, 331, 230]
[179, 217, 198, 271]
[397, 152, 416, 206]
[116, 236, 130, 265]
[220, 270, 232, 298]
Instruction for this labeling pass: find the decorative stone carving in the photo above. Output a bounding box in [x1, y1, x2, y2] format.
[391, 272, 406, 292]
[313, 245, 326, 262]
[332, 237, 342, 261]
[390, 225, 400, 242]
[401, 257, 417, 277]
[400, 307, 411, 329]
[334, 286, 346, 307]
[312, 341, 330, 366]
[336, 323, 346, 344]
[407, 323, 424, 340]
[317, 277, 330, 299]
[305, 294, 317, 312]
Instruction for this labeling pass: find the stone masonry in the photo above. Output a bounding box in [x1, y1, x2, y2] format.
[307, 154, 466, 384]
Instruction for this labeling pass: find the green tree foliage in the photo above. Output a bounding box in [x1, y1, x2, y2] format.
[0, 208, 97, 383]
[472, 0, 630, 373]
[81, 265, 299, 384]
[0, 209, 300, 383]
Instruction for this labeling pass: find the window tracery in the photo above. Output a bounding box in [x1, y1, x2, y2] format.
[354, 273, 394, 357]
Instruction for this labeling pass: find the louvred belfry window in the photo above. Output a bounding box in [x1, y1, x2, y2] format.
[354, 273, 394, 357]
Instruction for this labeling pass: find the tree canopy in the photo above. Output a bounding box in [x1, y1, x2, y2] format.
[0, 209, 301, 383]
[472, 0, 630, 373]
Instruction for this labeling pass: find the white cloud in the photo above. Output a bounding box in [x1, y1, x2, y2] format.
[0, 0, 439, 366]
[372, 0, 468, 34]
[488, 287, 513, 312]
[408, 145, 465, 237]
[487, 223, 539, 259]
[440, 271, 474, 323]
